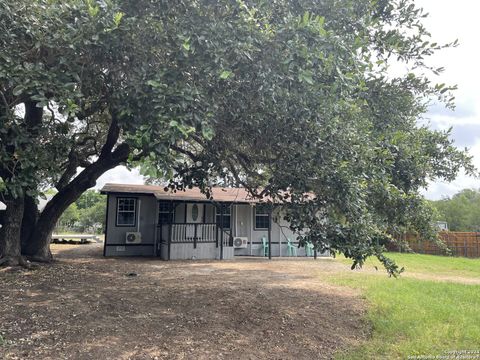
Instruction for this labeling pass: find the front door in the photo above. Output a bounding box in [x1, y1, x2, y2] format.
[186, 203, 203, 240]
[186, 203, 204, 223]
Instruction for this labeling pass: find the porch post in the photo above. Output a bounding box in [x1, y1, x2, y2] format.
[167, 222, 172, 261]
[268, 205, 272, 260]
[220, 204, 224, 260]
[194, 223, 197, 249]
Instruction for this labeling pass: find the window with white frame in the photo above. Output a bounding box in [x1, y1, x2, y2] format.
[116, 198, 136, 226]
[158, 201, 173, 224]
[254, 204, 270, 230]
[215, 205, 231, 229]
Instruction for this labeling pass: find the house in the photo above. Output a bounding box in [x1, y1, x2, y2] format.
[101, 183, 324, 260]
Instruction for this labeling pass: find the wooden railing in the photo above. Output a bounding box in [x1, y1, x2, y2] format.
[170, 223, 217, 244]
[157, 223, 234, 250]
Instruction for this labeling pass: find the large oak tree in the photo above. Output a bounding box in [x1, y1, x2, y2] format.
[0, 0, 473, 273]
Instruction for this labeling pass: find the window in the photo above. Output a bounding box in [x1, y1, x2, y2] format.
[158, 201, 173, 224]
[215, 205, 231, 229]
[255, 205, 270, 230]
[116, 198, 136, 226]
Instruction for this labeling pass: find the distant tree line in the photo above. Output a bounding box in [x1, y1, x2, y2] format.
[55, 191, 106, 235]
[431, 189, 480, 231]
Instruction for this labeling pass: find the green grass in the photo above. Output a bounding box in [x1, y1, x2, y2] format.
[337, 252, 480, 278]
[326, 253, 480, 359]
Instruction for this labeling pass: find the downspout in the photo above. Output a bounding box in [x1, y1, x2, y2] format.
[103, 194, 110, 257]
[137, 199, 141, 233]
[235, 204, 238, 238]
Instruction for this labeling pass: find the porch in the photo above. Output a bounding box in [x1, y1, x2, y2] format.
[157, 222, 234, 260]
[101, 184, 320, 259]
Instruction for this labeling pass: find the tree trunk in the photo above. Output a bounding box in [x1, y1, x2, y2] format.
[23, 188, 80, 262]
[23, 143, 129, 262]
[21, 195, 39, 253]
[0, 196, 25, 266]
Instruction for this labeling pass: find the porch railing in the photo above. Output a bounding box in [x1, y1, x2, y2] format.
[170, 223, 217, 244]
[157, 222, 233, 259]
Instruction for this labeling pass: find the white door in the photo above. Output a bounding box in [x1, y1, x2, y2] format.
[186, 203, 203, 239]
[186, 203, 203, 223]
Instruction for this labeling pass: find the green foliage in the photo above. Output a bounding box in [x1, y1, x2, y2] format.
[57, 190, 105, 234]
[431, 189, 480, 231]
[59, 203, 80, 228]
[330, 253, 480, 359]
[0, 0, 474, 272]
[75, 191, 105, 211]
[152, 0, 473, 275]
[78, 201, 106, 232]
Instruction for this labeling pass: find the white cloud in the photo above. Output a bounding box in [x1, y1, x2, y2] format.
[416, 0, 480, 199]
[95, 166, 145, 190]
[421, 139, 480, 200]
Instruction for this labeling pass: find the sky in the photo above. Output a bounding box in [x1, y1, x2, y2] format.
[95, 0, 480, 200]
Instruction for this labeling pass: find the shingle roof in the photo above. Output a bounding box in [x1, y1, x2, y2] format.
[100, 183, 264, 203]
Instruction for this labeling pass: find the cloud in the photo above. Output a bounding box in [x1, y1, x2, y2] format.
[450, 124, 480, 148]
[422, 139, 480, 200]
[414, 0, 480, 199]
[95, 167, 145, 190]
[427, 101, 476, 119]
[422, 174, 479, 201]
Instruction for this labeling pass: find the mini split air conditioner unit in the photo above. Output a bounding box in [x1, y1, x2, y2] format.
[233, 237, 248, 249]
[126, 232, 142, 244]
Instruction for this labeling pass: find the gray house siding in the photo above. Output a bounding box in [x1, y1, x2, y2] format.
[104, 194, 157, 257]
[232, 206, 311, 257]
[104, 193, 326, 259]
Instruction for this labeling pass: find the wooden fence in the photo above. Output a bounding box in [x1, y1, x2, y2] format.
[390, 232, 480, 258]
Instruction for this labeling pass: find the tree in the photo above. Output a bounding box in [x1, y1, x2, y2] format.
[78, 202, 106, 233]
[0, 0, 473, 273]
[432, 189, 480, 231]
[57, 190, 106, 233]
[57, 203, 80, 231]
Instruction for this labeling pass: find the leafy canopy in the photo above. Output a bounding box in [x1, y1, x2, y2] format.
[0, 0, 474, 273]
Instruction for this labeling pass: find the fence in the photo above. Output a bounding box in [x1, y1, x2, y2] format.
[391, 232, 480, 258]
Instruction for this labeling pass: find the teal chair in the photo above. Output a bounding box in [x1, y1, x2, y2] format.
[261, 236, 269, 257]
[305, 241, 314, 257]
[287, 238, 297, 257]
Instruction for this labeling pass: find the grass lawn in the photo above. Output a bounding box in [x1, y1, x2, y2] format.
[328, 253, 480, 359]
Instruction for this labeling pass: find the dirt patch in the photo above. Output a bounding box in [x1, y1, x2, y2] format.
[0, 244, 368, 359]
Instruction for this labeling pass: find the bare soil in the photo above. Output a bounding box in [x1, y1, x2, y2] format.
[0, 244, 368, 360]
